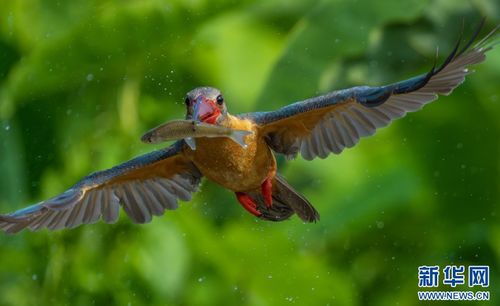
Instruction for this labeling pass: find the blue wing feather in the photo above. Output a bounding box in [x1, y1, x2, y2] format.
[240, 19, 493, 125]
[238, 21, 497, 160]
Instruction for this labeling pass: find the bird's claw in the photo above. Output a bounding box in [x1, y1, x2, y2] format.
[235, 192, 262, 217]
[261, 176, 273, 208]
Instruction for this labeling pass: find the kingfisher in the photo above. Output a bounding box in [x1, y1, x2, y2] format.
[0, 22, 497, 233]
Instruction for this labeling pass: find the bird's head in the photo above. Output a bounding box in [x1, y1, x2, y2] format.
[185, 87, 227, 124]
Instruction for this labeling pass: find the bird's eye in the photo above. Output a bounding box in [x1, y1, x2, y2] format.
[184, 97, 190, 106]
[216, 95, 224, 105]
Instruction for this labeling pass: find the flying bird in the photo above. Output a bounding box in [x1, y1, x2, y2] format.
[1, 22, 498, 233]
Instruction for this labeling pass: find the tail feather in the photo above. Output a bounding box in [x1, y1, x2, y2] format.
[249, 192, 295, 221]
[274, 174, 320, 222]
[248, 173, 320, 223]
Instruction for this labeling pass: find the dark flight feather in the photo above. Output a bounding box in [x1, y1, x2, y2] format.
[0, 141, 202, 233]
[240, 21, 498, 160]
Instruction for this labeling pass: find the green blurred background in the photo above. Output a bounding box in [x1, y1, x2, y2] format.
[0, 0, 499, 305]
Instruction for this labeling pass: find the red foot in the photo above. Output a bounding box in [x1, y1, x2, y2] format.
[235, 192, 261, 217]
[261, 177, 273, 208]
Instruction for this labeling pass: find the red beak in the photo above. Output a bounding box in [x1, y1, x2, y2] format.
[193, 96, 220, 124]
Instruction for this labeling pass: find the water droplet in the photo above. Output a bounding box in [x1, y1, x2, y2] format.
[86, 73, 94, 81]
[32, 274, 38, 280]
[198, 276, 205, 282]
[267, 275, 273, 279]
[5, 125, 10, 131]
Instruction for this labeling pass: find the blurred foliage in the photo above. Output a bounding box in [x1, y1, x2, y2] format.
[0, 0, 499, 305]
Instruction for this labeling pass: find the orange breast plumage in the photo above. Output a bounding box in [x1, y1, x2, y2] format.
[185, 115, 276, 192]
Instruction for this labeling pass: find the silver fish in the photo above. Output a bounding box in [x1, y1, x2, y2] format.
[141, 119, 253, 150]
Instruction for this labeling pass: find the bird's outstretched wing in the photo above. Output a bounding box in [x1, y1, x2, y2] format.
[241, 21, 498, 160]
[0, 141, 201, 234]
